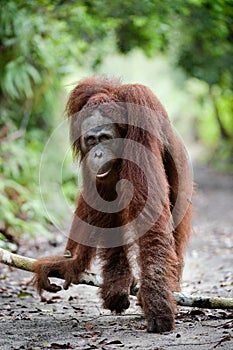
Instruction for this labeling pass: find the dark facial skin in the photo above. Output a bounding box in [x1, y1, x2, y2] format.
[80, 111, 121, 181]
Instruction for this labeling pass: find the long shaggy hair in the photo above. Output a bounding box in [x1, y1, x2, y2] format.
[33, 76, 192, 333]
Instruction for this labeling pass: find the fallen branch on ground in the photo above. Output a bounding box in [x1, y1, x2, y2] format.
[1, 247, 233, 309]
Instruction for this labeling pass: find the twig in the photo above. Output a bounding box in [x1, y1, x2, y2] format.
[1, 247, 233, 309]
[2, 129, 25, 143]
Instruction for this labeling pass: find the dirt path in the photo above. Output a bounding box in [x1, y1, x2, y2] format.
[0, 165, 232, 350]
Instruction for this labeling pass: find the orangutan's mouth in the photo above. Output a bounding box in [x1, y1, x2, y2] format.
[96, 161, 113, 178]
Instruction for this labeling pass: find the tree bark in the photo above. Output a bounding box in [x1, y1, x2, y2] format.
[209, 85, 230, 140]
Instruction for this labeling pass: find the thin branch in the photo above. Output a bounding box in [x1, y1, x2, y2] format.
[1, 247, 233, 309]
[1, 129, 25, 143]
[209, 85, 230, 140]
[0, 247, 36, 272]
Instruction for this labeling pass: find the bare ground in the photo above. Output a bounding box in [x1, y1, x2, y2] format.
[0, 164, 232, 350]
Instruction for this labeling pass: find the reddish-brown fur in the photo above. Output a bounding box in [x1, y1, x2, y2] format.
[33, 77, 192, 333]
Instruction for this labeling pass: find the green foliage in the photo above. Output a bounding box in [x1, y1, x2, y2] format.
[167, 1, 233, 167]
[170, 0, 233, 89]
[211, 138, 233, 173]
[0, 135, 52, 239]
[82, 0, 171, 55]
[0, 1, 70, 130]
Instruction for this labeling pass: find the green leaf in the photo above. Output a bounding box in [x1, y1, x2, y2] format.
[17, 291, 34, 299]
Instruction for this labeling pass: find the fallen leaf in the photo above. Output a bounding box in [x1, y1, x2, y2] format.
[17, 291, 33, 298]
[85, 323, 95, 331]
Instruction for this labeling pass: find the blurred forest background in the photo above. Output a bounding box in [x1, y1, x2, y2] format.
[0, 0, 232, 248]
